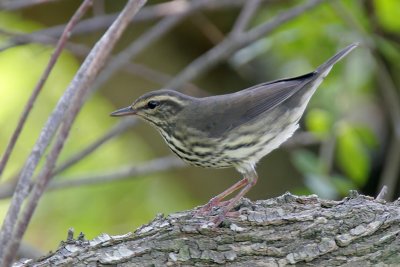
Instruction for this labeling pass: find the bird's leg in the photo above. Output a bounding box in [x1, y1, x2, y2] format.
[195, 178, 248, 215]
[213, 169, 258, 226]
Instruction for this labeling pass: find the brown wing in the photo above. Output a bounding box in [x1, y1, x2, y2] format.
[239, 72, 315, 121]
[184, 73, 316, 138]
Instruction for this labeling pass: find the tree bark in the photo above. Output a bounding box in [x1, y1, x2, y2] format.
[15, 192, 400, 266]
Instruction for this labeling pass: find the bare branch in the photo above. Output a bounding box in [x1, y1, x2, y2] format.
[0, 0, 61, 10]
[91, 16, 183, 94]
[0, 0, 93, 179]
[0, 28, 89, 55]
[283, 131, 320, 148]
[0, 29, 182, 88]
[166, 0, 326, 89]
[376, 185, 388, 200]
[190, 13, 225, 44]
[6, 0, 254, 49]
[92, 0, 105, 16]
[0, 0, 147, 265]
[231, 0, 261, 35]
[53, 118, 138, 175]
[90, 0, 229, 95]
[0, 3, 94, 258]
[50, 156, 185, 190]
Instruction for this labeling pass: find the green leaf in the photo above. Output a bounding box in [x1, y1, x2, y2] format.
[305, 108, 333, 138]
[374, 0, 400, 32]
[336, 123, 370, 186]
[353, 125, 379, 148]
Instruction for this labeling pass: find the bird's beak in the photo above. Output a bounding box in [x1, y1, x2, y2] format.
[110, 106, 136, 117]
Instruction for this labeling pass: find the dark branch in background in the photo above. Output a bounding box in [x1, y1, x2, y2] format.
[90, 15, 184, 95]
[92, 0, 105, 16]
[3, 0, 259, 50]
[190, 13, 225, 45]
[0, 29, 179, 88]
[50, 156, 185, 190]
[0, 0, 147, 266]
[0, 0, 61, 10]
[231, 0, 261, 35]
[166, 0, 326, 89]
[52, 119, 138, 175]
[0, 28, 90, 54]
[0, 0, 93, 180]
[330, 1, 400, 200]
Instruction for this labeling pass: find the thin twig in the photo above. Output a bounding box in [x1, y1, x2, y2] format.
[53, 118, 138, 175]
[50, 156, 185, 190]
[376, 185, 388, 200]
[90, 0, 226, 95]
[0, 119, 138, 200]
[166, 0, 326, 89]
[283, 132, 320, 148]
[0, 0, 93, 258]
[0, 29, 181, 88]
[319, 134, 336, 175]
[0, 0, 93, 257]
[6, 0, 254, 49]
[0, 0, 93, 180]
[92, 0, 105, 16]
[231, 0, 261, 35]
[90, 16, 183, 94]
[0, 28, 89, 54]
[0, 1, 147, 265]
[190, 13, 225, 45]
[0, 0, 61, 10]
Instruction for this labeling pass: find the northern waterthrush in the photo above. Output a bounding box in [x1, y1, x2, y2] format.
[111, 43, 358, 225]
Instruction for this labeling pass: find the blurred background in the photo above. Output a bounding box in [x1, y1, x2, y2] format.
[0, 0, 399, 255]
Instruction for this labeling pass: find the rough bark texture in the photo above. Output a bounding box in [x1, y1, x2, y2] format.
[15, 192, 400, 266]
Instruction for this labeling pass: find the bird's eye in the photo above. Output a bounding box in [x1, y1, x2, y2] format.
[147, 100, 160, 109]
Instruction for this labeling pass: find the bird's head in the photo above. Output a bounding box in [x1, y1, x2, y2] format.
[110, 89, 193, 127]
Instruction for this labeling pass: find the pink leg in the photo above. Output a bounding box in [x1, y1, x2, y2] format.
[213, 170, 258, 226]
[196, 178, 249, 215]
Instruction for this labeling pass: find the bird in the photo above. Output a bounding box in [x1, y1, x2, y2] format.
[111, 43, 358, 226]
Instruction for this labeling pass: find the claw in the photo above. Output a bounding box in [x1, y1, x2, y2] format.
[195, 198, 229, 216]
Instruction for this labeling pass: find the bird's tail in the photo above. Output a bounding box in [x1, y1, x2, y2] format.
[315, 43, 359, 76]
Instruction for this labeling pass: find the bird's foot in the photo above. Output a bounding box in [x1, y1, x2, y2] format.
[212, 207, 240, 226]
[195, 197, 229, 216]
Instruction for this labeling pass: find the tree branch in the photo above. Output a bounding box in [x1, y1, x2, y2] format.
[0, 0, 61, 10]
[231, 0, 261, 35]
[50, 156, 185, 191]
[15, 193, 400, 266]
[0, 0, 93, 179]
